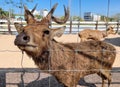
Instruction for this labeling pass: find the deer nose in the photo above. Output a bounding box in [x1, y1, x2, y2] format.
[22, 34, 30, 42]
[14, 32, 30, 46]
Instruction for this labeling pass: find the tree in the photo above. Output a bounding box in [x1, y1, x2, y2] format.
[61, 16, 83, 21]
[101, 15, 115, 22]
[0, 8, 9, 19]
[111, 13, 120, 21]
[72, 16, 83, 21]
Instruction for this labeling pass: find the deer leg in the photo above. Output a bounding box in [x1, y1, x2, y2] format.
[102, 78, 105, 87]
[97, 73, 106, 87]
[97, 70, 112, 87]
[107, 73, 111, 87]
[101, 71, 111, 87]
[101, 76, 111, 87]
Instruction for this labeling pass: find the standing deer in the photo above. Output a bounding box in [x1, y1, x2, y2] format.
[14, 3, 116, 87]
[78, 26, 116, 42]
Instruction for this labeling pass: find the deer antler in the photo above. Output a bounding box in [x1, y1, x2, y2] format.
[23, 3, 69, 25]
[31, 4, 38, 13]
[52, 5, 69, 24]
[41, 3, 69, 26]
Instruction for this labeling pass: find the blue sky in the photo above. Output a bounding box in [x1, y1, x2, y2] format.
[0, 0, 120, 18]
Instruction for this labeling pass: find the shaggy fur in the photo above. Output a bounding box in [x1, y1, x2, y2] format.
[30, 40, 116, 87]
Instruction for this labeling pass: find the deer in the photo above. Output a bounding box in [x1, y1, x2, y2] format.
[78, 26, 116, 42]
[14, 3, 116, 87]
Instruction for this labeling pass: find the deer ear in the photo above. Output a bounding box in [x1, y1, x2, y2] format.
[50, 26, 66, 39]
[14, 23, 23, 33]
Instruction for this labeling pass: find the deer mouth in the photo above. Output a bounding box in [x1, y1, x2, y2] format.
[16, 43, 37, 48]
[15, 41, 37, 50]
[15, 43, 37, 47]
[15, 42, 37, 52]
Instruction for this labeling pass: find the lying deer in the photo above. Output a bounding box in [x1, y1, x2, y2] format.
[14, 3, 116, 87]
[78, 26, 116, 42]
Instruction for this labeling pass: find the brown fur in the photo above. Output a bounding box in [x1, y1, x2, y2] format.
[33, 40, 116, 87]
[78, 26, 115, 42]
[14, 4, 116, 87]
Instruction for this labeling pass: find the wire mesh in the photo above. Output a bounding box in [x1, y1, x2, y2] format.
[0, 0, 120, 87]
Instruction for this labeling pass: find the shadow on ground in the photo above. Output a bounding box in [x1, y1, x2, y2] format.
[21, 76, 64, 87]
[18, 76, 97, 87]
[79, 78, 96, 87]
[104, 37, 120, 46]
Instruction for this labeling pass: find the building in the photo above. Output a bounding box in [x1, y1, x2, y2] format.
[40, 9, 48, 17]
[15, 15, 25, 21]
[84, 12, 101, 21]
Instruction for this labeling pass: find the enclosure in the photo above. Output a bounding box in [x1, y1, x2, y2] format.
[0, 0, 120, 87]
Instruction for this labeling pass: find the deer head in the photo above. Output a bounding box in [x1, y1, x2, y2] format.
[14, 3, 69, 57]
[106, 25, 116, 35]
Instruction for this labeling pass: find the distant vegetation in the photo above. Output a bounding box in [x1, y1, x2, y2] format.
[0, 8, 15, 19]
[0, 8, 9, 19]
[111, 13, 120, 21]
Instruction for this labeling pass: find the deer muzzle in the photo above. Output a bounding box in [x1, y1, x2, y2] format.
[14, 32, 30, 47]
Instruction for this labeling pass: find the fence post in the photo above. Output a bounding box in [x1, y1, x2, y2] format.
[116, 20, 119, 34]
[0, 72, 6, 87]
[105, 22, 109, 35]
[78, 21, 80, 33]
[7, 19, 12, 35]
[95, 21, 98, 30]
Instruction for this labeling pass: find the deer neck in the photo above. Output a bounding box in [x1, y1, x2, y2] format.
[32, 39, 60, 70]
[33, 50, 50, 70]
[102, 31, 108, 37]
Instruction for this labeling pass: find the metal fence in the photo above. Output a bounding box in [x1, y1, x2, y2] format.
[0, 20, 120, 34]
[0, 20, 120, 87]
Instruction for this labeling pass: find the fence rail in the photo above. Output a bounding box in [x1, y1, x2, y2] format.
[0, 20, 120, 34]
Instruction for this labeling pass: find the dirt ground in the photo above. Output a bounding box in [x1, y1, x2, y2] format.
[0, 34, 120, 87]
[0, 34, 120, 68]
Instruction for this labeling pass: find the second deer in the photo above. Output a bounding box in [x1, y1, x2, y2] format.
[78, 26, 116, 42]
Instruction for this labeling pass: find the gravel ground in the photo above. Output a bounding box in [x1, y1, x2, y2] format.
[0, 68, 120, 87]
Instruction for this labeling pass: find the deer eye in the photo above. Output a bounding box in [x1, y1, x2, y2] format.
[43, 30, 50, 35]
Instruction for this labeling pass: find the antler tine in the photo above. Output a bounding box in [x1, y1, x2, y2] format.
[24, 4, 37, 14]
[23, 4, 27, 10]
[46, 3, 58, 19]
[52, 5, 69, 24]
[31, 4, 38, 13]
[23, 4, 36, 16]
[40, 3, 58, 26]
[24, 5, 36, 24]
